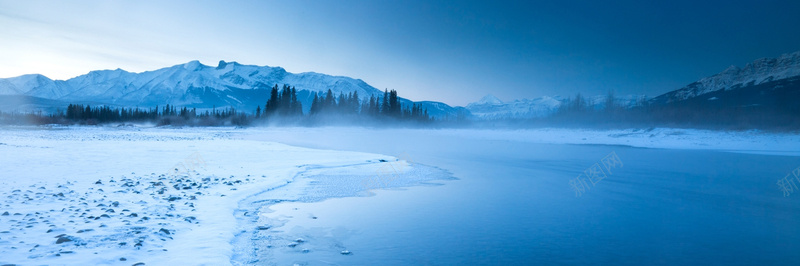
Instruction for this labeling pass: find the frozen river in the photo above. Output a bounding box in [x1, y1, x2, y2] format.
[0, 126, 798, 265]
[243, 127, 800, 265]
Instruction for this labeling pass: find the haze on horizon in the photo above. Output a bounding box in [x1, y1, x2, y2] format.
[0, 0, 798, 106]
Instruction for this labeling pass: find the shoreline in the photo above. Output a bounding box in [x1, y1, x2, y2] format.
[3, 124, 799, 155]
[228, 159, 455, 265]
[0, 127, 453, 265]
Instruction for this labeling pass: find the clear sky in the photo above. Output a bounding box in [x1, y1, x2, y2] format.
[1, 0, 799, 106]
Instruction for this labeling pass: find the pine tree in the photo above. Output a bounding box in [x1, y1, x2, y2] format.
[280, 85, 291, 115]
[604, 90, 616, 113]
[371, 95, 380, 115]
[381, 89, 389, 115]
[324, 89, 334, 110]
[266, 84, 279, 115]
[572, 93, 586, 112]
[310, 92, 320, 115]
[351, 90, 359, 113]
[365, 96, 373, 115]
[336, 93, 345, 113]
[290, 87, 302, 115]
[364, 97, 370, 115]
[388, 89, 400, 117]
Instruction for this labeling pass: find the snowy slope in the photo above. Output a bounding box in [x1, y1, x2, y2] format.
[0, 74, 72, 99]
[652, 50, 800, 103]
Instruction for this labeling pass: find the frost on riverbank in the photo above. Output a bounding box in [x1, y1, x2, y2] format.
[0, 127, 453, 265]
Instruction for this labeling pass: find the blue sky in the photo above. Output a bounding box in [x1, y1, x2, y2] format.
[1, 0, 798, 106]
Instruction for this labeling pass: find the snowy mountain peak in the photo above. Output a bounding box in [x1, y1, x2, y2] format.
[183, 60, 206, 71]
[217, 60, 228, 69]
[654, 50, 800, 103]
[721, 65, 740, 74]
[475, 94, 503, 105]
[466, 95, 562, 119]
[86, 68, 130, 76]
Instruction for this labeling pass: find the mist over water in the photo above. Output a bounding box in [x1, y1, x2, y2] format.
[241, 128, 800, 265]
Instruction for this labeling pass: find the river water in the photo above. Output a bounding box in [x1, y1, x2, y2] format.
[241, 128, 800, 265]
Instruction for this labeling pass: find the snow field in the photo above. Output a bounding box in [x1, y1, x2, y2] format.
[0, 127, 451, 265]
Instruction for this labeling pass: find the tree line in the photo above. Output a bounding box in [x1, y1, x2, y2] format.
[0, 84, 431, 126]
[521, 90, 800, 130]
[256, 85, 431, 122]
[60, 103, 247, 126]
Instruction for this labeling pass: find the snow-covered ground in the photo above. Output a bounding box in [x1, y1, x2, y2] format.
[1, 125, 799, 265]
[0, 126, 451, 265]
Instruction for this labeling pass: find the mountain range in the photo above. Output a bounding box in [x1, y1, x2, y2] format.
[467, 50, 800, 119]
[1, 50, 798, 120]
[465, 94, 647, 119]
[651, 50, 800, 104]
[0, 60, 466, 118]
[640, 50, 800, 128]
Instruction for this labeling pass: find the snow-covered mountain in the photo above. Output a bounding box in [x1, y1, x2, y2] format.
[652, 50, 800, 104]
[644, 50, 800, 123]
[466, 94, 563, 119]
[465, 94, 645, 119]
[0, 60, 462, 118]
